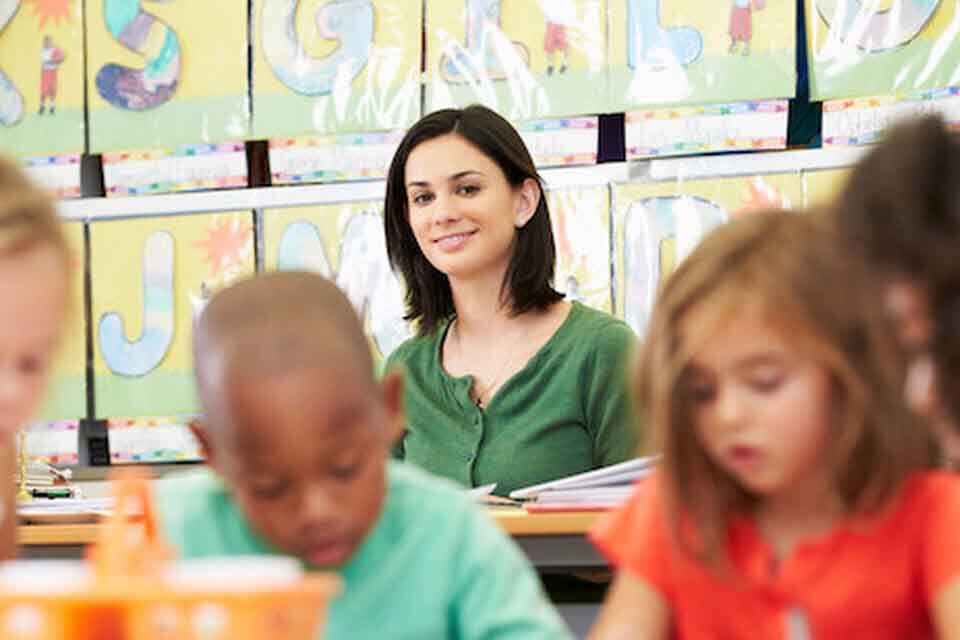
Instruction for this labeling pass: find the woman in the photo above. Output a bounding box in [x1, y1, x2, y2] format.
[383, 105, 639, 497]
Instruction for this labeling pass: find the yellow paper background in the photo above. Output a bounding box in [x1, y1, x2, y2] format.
[86, 1, 249, 151]
[426, 0, 609, 118]
[0, 0, 85, 156]
[263, 202, 411, 362]
[90, 212, 254, 417]
[804, 168, 851, 209]
[547, 186, 612, 313]
[253, 0, 422, 136]
[37, 221, 85, 420]
[612, 174, 804, 333]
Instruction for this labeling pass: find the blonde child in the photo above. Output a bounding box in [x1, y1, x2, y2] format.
[155, 271, 572, 639]
[589, 211, 960, 638]
[0, 156, 71, 558]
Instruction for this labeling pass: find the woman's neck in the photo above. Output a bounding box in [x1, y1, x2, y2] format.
[449, 267, 518, 340]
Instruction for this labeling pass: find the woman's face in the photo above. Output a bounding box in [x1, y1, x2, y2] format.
[884, 278, 960, 466]
[403, 134, 539, 283]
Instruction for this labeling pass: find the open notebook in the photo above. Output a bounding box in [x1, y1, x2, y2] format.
[509, 457, 658, 512]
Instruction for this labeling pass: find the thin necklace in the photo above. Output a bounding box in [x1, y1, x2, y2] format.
[452, 318, 529, 409]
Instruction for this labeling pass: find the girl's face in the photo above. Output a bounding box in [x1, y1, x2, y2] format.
[403, 134, 538, 283]
[0, 243, 67, 434]
[682, 309, 835, 501]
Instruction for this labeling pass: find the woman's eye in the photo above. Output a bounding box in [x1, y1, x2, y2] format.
[411, 192, 434, 205]
[457, 184, 480, 196]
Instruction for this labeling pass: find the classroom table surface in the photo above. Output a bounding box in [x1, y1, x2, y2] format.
[18, 509, 605, 547]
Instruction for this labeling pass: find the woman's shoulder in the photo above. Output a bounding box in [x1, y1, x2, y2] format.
[561, 302, 638, 355]
[384, 323, 447, 367]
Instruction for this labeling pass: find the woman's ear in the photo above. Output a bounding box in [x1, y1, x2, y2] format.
[514, 178, 542, 229]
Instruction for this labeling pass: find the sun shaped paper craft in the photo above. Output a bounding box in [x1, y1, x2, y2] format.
[27, 0, 72, 28]
[194, 217, 253, 279]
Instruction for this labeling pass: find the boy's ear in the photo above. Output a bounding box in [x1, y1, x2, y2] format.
[380, 368, 405, 444]
[188, 419, 219, 471]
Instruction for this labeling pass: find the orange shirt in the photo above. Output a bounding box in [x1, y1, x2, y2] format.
[591, 471, 960, 639]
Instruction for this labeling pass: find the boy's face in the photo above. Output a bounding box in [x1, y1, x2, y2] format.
[200, 363, 402, 568]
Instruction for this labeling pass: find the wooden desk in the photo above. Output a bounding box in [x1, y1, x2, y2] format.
[17, 510, 608, 569]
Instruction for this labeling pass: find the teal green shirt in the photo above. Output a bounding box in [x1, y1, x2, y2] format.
[155, 462, 571, 640]
[386, 302, 640, 497]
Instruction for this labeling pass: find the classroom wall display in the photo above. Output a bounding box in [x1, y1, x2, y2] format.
[0, 0, 84, 157]
[36, 221, 85, 421]
[86, 0, 249, 153]
[803, 167, 851, 208]
[822, 89, 960, 147]
[101, 142, 249, 197]
[253, 0, 421, 139]
[263, 202, 411, 362]
[608, 0, 795, 110]
[90, 212, 255, 418]
[425, 0, 609, 121]
[269, 131, 405, 185]
[519, 116, 599, 166]
[612, 173, 803, 335]
[807, 0, 960, 100]
[107, 417, 202, 463]
[546, 186, 613, 313]
[625, 100, 789, 159]
[24, 420, 79, 465]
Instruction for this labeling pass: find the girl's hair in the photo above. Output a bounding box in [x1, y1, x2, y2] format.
[638, 209, 933, 563]
[0, 154, 69, 263]
[835, 115, 960, 426]
[383, 105, 563, 336]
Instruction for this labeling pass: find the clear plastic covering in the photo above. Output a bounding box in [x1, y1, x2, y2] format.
[86, 0, 250, 153]
[612, 173, 803, 335]
[807, 0, 960, 100]
[609, 0, 796, 109]
[254, 0, 422, 138]
[262, 202, 411, 363]
[426, 0, 609, 120]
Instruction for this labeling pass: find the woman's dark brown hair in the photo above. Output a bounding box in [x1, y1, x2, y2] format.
[383, 105, 562, 336]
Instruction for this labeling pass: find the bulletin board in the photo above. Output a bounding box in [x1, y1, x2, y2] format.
[612, 173, 803, 335]
[253, 0, 421, 139]
[262, 202, 411, 362]
[807, 0, 960, 100]
[546, 185, 613, 314]
[90, 212, 254, 418]
[0, 0, 84, 157]
[86, 0, 249, 152]
[608, 0, 796, 109]
[425, 0, 609, 121]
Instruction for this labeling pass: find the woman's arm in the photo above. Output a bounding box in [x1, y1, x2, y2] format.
[584, 320, 642, 465]
[588, 570, 669, 640]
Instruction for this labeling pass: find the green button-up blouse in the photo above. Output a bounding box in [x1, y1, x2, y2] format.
[386, 302, 641, 497]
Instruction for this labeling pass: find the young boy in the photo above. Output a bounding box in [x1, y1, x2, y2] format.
[155, 271, 571, 639]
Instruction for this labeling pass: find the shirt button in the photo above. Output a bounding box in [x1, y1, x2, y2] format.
[466, 453, 474, 462]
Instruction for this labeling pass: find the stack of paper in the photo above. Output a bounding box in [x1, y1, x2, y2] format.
[509, 457, 657, 513]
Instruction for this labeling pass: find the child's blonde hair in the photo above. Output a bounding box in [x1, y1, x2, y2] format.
[638, 209, 933, 562]
[0, 154, 69, 263]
